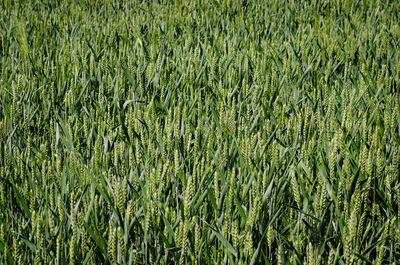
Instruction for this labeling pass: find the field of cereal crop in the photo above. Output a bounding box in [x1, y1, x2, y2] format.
[1, 0, 400, 264]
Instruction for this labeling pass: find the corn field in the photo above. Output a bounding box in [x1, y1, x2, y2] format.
[1, 0, 400, 264]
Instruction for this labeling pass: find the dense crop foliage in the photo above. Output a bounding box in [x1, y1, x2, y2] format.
[1, 0, 400, 264]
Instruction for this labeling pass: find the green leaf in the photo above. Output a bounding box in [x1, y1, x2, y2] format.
[211, 229, 237, 258]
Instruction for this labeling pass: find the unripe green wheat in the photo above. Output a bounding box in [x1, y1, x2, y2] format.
[290, 170, 301, 206]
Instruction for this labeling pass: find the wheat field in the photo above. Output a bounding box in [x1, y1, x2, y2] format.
[1, 0, 400, 264]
